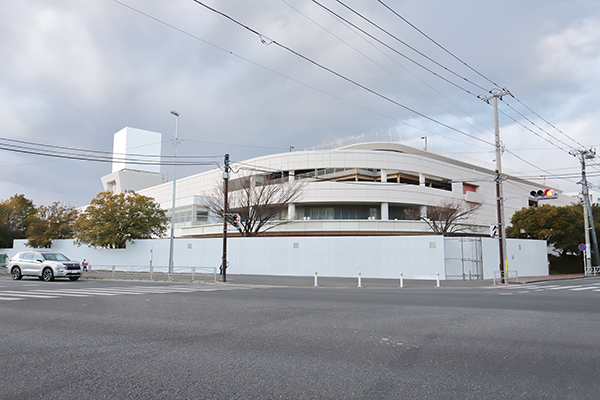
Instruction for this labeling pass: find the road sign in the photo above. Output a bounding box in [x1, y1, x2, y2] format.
[579, 243, 586, 251]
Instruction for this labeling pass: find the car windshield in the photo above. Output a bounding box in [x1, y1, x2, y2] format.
[42, 253, 70, 261]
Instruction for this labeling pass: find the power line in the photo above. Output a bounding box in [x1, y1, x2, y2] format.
[496, 108, 572, 156]
[189, 0, 494, 147]
[377, 0, 500, 89]
[0, 137, 220, 159]
[500, 99, 576, 150]
[0, 137, 220, 166]
[311, 0, 482, 97]
[112, 0, 448, 138]
[122, 0, 578, 184]
[511, 97, 586, 149]
[328, 0, 489, 92]
[281, 0, 493, 140]
[377, 0, 587, 152]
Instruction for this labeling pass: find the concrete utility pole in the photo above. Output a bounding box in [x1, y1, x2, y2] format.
[570, 148, 600, 275]
[478, 88, 511, 283]
[168, 110, 180, 280]
[221, 154, 230, 283]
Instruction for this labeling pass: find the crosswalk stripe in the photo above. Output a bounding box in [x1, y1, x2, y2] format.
[486, 282, 600, 294]
[0, 296, 24, 301]
[569, 286, 600, 291]
[0, 284, 255, 301]
[547, 285, 584, 290]
[0, 291, 59, 299]
[25, 290, 90, 297]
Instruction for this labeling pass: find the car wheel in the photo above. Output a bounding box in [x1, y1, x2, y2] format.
[42, 267, 54, 282]
[69, 277, 79, 281]
[11, 267, 22, 280]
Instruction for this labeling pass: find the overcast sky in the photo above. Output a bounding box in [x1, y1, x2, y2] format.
[1, 0, 599, 207]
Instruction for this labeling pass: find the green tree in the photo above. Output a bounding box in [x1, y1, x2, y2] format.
[0, 194, 36, 248]
[506, 203, 585, 256]
[73, 191, 168, 248]
[26, 202, 78, 248]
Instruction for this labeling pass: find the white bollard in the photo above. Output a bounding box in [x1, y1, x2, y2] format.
[400, 272, 404, 288]
[358, 271, 362, 288]
[436, 272, 440, 288]
[314, 271, 318, 287]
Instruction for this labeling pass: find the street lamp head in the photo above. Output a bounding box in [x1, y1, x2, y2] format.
[170, 110, 179, 117]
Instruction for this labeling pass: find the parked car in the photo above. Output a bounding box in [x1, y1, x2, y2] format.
[7, 251, 82, 281]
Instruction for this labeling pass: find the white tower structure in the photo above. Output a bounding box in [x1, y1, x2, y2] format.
[101, 127, 164, 194]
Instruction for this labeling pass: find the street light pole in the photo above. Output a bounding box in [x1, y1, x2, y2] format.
[168, 110, 179, 280]
[222, 154, 230, 282]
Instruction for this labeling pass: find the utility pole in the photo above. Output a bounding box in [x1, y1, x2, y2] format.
[221, 154, 230, 282]
[479, 88, 511, 283]
[570, 148, 600, 275]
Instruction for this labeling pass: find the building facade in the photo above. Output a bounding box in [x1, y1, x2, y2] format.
[100, 131, 574, 238]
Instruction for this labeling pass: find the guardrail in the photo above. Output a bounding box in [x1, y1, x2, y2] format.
[84, 265, 217, 283]
[585, 266, 600, 276]
[493, 270, 519, 285]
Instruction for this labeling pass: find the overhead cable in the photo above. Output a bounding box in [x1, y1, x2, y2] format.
[311, 0, 482, 97]
[328, 0, 489, 92]
[377, 0, 587, 151]
[189, 0, 494, 146]
[281, 0, 493, 139]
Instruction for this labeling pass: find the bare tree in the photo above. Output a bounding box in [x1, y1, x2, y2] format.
[205, 175, 304, 237]
[408, 199, 481, 235]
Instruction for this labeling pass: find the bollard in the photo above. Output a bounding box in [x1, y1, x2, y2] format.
[314, 271, 318, 287]
[436, 272, 440, 288]
[400, 272, 404, 288]
[111, 265, 115, 279]
[358, 271, 362, 288]
[191, 267, 196, 282]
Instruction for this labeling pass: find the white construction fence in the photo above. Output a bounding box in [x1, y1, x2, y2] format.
[1, 235, 549, 281]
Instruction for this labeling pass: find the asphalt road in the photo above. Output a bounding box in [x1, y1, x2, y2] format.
[1, 276, 600, 399]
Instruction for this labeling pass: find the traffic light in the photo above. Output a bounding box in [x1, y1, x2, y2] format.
[529, 189, 559, 200]
[232, 213, 242, 232]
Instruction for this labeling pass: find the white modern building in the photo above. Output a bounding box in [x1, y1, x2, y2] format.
[100, 127, 165, 194]
[102, 130, 575, 238]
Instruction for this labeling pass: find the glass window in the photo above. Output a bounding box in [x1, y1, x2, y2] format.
[42, 253, 69, 261]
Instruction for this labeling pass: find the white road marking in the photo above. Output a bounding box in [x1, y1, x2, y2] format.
[569, 286, 600, 291]
[0, 296, 24, 301]
[22, 290, 91, 297]
[0, 291, 59, 299]
[0, 285, 255, 302]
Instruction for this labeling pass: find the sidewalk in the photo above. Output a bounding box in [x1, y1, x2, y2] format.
[2, 269, 591, 288]
[223, 273, 592, 288]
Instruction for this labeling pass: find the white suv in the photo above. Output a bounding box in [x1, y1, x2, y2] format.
[8, 251, 82, 282]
